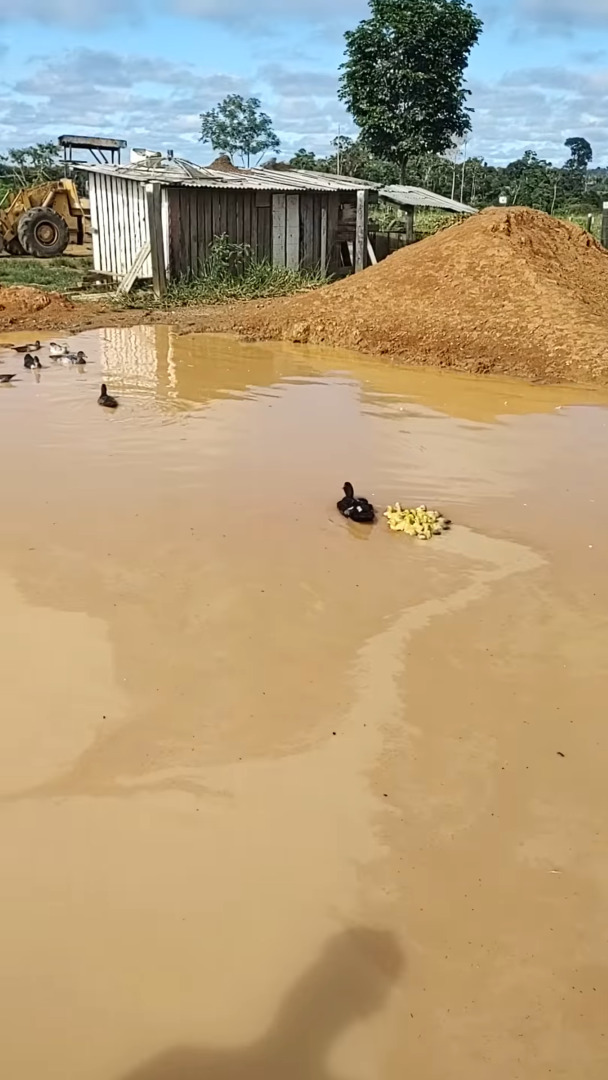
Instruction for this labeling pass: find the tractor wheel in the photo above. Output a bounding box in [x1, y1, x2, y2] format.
[17, 207, 69, 258]
[6, 236, 24, 256]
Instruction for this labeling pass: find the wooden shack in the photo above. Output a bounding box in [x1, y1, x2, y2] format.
[78, 156, 377, 290]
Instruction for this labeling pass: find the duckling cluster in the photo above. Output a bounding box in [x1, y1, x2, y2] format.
[384, 504, 450, 539]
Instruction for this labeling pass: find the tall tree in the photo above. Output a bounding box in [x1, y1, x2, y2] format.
[339, 0, 483, 182]
[564, 137, 593, 172]
[200, 95, 280, 167]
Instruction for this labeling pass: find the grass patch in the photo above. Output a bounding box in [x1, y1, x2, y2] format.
[0, 255, 92, 291]
[115, 236, 327, 309]
[558, 212, 602, 241]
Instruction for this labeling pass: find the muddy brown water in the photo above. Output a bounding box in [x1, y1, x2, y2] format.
[1, 327, 607, 1080]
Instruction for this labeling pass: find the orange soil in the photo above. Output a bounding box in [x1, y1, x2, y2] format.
[3, 208, 608, 385]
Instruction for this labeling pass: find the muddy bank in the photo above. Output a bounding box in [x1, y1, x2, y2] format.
[3, 208, 608, 386]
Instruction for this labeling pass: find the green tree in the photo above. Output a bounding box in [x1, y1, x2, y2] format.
[339, 0, 483, 183]
[564, 137, 593, 172]
[0, 141, 62, 189]
[289, 148, 320, 170]
[200, 95, 280, 167]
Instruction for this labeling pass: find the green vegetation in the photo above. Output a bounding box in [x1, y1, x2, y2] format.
[200, 95, 280, 167]
[0, 256, 92, 291]
[287, 0, 606, 220]
[288, 135, 608, 219]
[116, 236, 326, 309]
[0, 142, 63, 205]
[340, 0, 483, 183]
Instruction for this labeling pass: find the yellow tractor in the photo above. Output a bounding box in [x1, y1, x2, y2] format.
[0, 177, 87, 257]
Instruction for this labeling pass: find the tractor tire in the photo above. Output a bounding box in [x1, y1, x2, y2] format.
[17, 207, 69, 258]
[6, 236, 24, 256]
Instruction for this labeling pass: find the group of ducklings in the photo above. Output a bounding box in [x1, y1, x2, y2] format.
[338, 484, 451, 539]
[384, 503, 451, 539]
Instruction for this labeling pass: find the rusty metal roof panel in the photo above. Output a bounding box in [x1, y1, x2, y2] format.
[77, 157, 377, 192]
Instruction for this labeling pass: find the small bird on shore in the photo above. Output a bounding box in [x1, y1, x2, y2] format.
[24, 354, 42, 369]
[0, 373, 17, 383]
[98, 383, 118, 409]
[337, 482, 375, 523]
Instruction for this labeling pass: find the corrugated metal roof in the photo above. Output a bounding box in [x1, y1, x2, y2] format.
[380, 184, 477, 214]
[77, 156, 377, 193]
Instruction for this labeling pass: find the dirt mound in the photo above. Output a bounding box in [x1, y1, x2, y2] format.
[0, 285, 75, 328]
[218, 207, 608, 383]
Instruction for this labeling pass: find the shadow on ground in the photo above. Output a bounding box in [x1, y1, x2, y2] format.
[120, 927, 404, 1080]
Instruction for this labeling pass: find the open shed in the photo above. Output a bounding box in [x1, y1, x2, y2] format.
[78, 157, 377, 289]
[379, 183, 477, 243]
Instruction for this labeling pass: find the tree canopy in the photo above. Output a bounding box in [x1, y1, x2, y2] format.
[200, 95, 280, 167]
[339, 0, 483, 181]
[288, 135, 606, 216]
[564, 137, 593, 171]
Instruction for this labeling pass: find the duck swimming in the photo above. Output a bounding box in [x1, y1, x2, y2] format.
[11, 341, 41, 354]
[98, 383, 118, 409]
[49, 342, 70, 359]
[0, 373, 17, 383]
[337, 482, 375, 523]
[66, 351, 87, 365]
[24, 354, 42, 369]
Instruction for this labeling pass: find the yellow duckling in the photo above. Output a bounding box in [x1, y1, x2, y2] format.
[384, 504, 451, 539]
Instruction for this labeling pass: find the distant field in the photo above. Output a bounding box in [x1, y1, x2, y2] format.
[0, 255, 92, 292]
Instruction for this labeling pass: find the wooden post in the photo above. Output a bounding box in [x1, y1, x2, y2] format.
[145, 183, 167, 297]
[320, 205, 328, 274]
[355, 189, 369, 273]
[587, 214, 594, 233]
[405, 206, 415, 245]
[602, 202, 608, 249]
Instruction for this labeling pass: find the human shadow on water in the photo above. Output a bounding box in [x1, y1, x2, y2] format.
[120, 927, 404, 1080]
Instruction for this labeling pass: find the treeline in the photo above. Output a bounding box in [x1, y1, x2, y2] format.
[287, 136, 606, 215]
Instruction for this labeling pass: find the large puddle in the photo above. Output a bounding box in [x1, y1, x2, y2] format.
[1, 328, 607, 1080]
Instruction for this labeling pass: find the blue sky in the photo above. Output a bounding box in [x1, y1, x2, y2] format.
[2, 0, 608, 167]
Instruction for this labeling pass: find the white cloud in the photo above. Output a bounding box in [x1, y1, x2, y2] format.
[171, 0, 366, 24]
[0, 0, 604, 37]
[517, 0, 608, 28]
[0, 0, 138, 26]
[1, 46, 349, 160]
[4, 43, 608, 168]
[1, 48, 250, 157]
[258, 63, 338, 99]
[469, 65, 608, 164]
[0, 0, 366, 28]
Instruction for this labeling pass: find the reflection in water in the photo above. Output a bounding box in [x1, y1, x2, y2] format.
[1, 326, 608, 1080]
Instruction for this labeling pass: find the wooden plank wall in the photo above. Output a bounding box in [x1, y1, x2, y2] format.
[169, 188, 271, 279]
[166, 187, 344, 279]
[89, 174, 154, 279]
[90, 178, 348, 281]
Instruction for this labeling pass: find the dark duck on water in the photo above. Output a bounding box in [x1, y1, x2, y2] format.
[337, 482, 375, 524]
[98, 383, 118, 409]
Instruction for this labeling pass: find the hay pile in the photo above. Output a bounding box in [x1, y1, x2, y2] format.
[221, 208, 608, 384]
[0, 286, 74, 326]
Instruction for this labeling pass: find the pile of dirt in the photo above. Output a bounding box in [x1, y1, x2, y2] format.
[210, 207, 608, 384]
[208, 154, 241, 173]
[0, 286, 75, 327]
